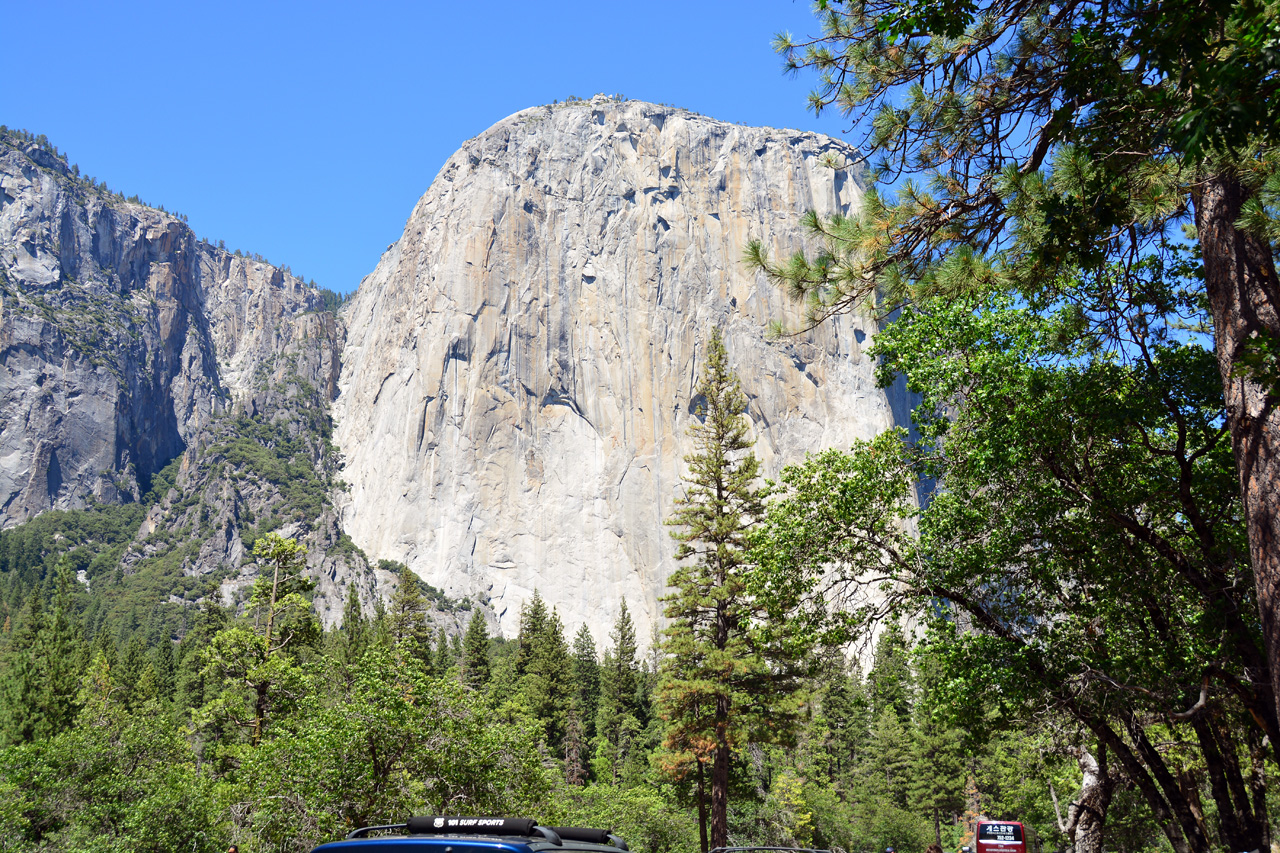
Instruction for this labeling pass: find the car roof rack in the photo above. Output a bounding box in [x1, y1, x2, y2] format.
[549, 828, 628, 850]
[349, 817, 558, 843]
[345, 817, 626, 848]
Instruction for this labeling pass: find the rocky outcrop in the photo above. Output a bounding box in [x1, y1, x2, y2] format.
[0, 132, 335, 524]
[334, 97, 909, 645]
[0, 131, 379, 628]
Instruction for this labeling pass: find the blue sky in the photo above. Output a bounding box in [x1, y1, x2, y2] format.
[1, 0, 853, 295]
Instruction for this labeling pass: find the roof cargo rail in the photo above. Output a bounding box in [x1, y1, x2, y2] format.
[337, 817, 625, 851]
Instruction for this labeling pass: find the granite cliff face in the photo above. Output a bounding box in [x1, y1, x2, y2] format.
[334, 98, 909, 644]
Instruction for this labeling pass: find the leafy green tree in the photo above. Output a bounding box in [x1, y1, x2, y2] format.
[0, 654, 221, 853]
[233, 648, 549, 853]
[752, 282, 1268, 853]
[200, 533, 316, 747]
[547, 779, 700, 853]
[757, 0, 1280, 730]
[658, 328, 804, 850]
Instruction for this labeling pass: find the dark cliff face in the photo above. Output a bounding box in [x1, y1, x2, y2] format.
[0, 132, 335, 526]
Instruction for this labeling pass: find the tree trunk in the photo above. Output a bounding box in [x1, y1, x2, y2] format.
[252, 681, 268, 747]
[1123, 712, 1212, 853]
[1065, 746, 1114, 853]
[1190, 714, 1263, 852]
[1193, 169, 1280, 730]
[1248, 731, 1271, 853]
[711, 727, 732, 845]
[712, 695, 731, 850]
[1083, 712, 1194, 853]
[696, 759, 710, 853]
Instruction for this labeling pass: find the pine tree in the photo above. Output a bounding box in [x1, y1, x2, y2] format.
[609, 600, 639, 715]
[434, 626, 452, 675]
[822, 668, 872, 784]
[869, 623, 914, 723]
[909, 648, 967, 846]
[0, 563, 83, 744]
[0, 590, 45, 744]
[515, 592, 550, 677]
[151, 641, 176, 703]
[657, 328, 803, 850]
[370, 595, 390, 649]
[517, 595, 572, 748]
[39, 562, 82, 734]
[174, 601, 225, 714]
[201, 533, 316, 747]
[387, 572, 433, 668]
[462, 609, 491, 690]
[118, 634, 151, 711]
[866, 707, 914, 807]
[594, 601, 642, 783]
[570, 624, 600, 740]
[340, 581, 368, 666]
[563, 705, 588, 785]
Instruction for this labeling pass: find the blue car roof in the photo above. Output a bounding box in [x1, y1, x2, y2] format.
[313, 837, 618, 853]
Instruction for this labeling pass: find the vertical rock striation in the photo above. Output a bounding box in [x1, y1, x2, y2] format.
[334, 97, 908, 644]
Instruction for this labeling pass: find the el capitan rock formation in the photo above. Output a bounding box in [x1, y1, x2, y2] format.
[334, 97, 911, 643]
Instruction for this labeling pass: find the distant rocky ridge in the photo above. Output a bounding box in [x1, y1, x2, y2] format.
[0, 129, 393, 628]
[334, 97, 910, 645]
[0, 131, 327, 519]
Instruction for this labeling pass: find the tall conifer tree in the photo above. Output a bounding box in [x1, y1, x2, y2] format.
[594, 601, 643, 783]
[340, 581, 368, 667]
[658, 328, 803, 850]
[462, 609, 491, 690]
[516, 595, 572, 748]
[570, 624, 600, 740]
[387, 571, 433, 669]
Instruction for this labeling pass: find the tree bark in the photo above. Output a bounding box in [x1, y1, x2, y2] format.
[1082, 712, 1194, 853]
[1193, 169, 1280, 730]
[1064, 746, 1114, 853]
[697, 759, 710, 853]
[713, 695, 731, 850]
[1190, 714, 1263, 852]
